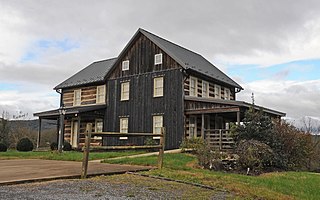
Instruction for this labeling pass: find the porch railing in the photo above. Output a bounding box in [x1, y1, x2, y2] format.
[204, 129, 234, 151]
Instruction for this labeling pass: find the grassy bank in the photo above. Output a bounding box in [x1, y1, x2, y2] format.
[104, 153, 320, 200]
[0, 150, 146, 161]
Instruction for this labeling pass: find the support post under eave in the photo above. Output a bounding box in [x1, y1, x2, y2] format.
[36, 118, 42, 149]
[201, 114, 205, 139]
[237, 111, 240, 125]
[58, 111, 65, 152]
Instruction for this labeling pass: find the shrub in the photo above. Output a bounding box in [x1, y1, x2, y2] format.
[16, 137, 34, 152]
[236, 139, 275, 175]
[180, 137, 206, 152]
[50, 142, 58, 150]
[0, 142, 8, 152]
[63, 141, 72, 151]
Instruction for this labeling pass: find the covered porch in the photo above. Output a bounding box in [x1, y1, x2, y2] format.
[34, 105, 106, 150]
[184, 96, 286, 150]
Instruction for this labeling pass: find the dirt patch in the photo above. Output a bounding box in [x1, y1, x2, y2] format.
[0, 174, 233, 199]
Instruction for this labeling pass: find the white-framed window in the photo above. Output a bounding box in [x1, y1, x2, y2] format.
[202, 81, 209, 98]
[120, 118, 128, 140]
[120, 82, 130, 101]
[189, 77, 197, 96]
[154, 53, 163, 65]
[214, 84, 221, 99]
[153, 115, 163, 139]
[94, 119, 103, 139]
[95, 119, 103, 132]
[96, 85, 106, 104]
[122, 60, 129, 71]
[74, 89, 81, 106]
[224, 88, 230, 100]
[189, 116, 196, 139]
[153, 77, 164, 97]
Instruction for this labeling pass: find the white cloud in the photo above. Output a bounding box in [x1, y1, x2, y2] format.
[237, 79, 320, 118]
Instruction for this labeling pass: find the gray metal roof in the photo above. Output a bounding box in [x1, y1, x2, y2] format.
[139, 29, 243, 89]
[54, 58, 117, 89]
[185, 96, 286, 117]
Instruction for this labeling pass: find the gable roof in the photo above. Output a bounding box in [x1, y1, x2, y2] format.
[54, 57, 117, 90]
[109, 28, 242, 89]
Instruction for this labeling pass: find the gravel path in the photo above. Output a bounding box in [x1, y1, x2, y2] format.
[0, 174, 233, 200]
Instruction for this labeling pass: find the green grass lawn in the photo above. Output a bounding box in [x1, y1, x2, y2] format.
[104, 153, 320, 200]
[0, 150, 146, 161]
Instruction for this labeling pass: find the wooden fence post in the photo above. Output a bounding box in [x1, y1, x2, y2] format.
[81, 123, 92, 179]
[219, 129, 222, 150]
[158, 127, 166, 169]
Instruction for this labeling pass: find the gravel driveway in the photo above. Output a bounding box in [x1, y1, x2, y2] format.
[0, 174, 232, 200]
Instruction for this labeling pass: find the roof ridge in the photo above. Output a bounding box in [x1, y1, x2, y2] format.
[93, 57, 118, 64]
[139, 28, 203, 58]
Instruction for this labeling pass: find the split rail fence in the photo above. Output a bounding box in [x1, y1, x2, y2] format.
[81, 123, 166, 179]
[204, 129, 234, 151]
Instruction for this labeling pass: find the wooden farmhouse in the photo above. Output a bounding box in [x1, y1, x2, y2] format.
[34, 28, 285, 150]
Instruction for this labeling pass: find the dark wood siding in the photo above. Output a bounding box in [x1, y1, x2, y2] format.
[104, 69, 184, 150]
[109, 34, 181, 79]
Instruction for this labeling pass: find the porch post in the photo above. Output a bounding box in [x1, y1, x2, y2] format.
[36, 118, 42, 149]
[58, 107, 66, 152]
[237, 111, 240, 125]
[201, 114, 205, 139]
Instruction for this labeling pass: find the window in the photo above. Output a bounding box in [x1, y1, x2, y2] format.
[153, 115, 163, 139]
[122, 60, 129, 71]
[120, 118, 128, 140]
[95, 119, 103, 132]
[74, 89, 81, 106]
[94, 119, 103, 140]
[96, 85, 106, 104]
[189, 117, 196, 139]
[214, 85, 221, 99]
[121, 82, 130, 101]
[202, 81, 209, 98]
[153, 77, 164, 97]
[224, 88, 230, 100]
[189, 77, 197, 96]
[154, 53, 163, 65]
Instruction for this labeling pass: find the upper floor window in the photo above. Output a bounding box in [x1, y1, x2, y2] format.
[154, 53, 163, 65]
[121, 81, 130, 101]
[224, 88, 230, 100]
[74, 89, 81, 106]
[189, 77, 197, 96]
[202, 81, 209, 98]
[96, 85, 106, 104]
[215, 85, 221, 99]
[153, 115, 163, 139]
[153, 77, 164, 97]
[122, 60, 129, 71]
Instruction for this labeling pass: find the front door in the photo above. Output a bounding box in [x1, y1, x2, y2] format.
[71, 121, 78, 148]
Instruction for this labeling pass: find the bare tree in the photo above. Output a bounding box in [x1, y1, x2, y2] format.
[0, 111, 10, 145]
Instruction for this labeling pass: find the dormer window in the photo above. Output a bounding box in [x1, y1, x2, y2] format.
[122, 60, 129, 71]
[154, 53, 163, 65]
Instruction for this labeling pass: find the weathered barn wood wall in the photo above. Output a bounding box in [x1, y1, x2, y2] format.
[109, 34, 181, 79]
[104, 69, 184, 150]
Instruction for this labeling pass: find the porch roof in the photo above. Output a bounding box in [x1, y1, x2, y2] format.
[33, 105, 106, 119]
[185, 96, 286, 117]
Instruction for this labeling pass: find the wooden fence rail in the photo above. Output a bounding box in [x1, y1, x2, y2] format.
[204, 129, 234, 151]
[81, 123, 166, 179]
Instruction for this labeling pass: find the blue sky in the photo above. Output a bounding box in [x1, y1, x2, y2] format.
[227, 59, 320, 83]
[20, 38, 79, 63]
